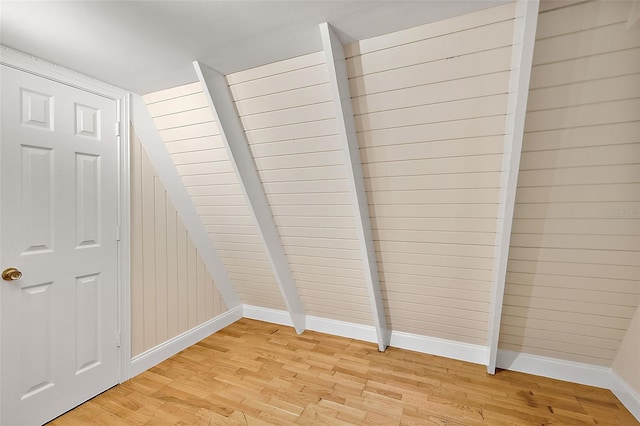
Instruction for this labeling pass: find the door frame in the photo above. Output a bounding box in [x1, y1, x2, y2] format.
[0, 45, 132, 383]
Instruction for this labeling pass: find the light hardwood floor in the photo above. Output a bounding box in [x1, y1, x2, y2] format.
[49, 319, 638, 425]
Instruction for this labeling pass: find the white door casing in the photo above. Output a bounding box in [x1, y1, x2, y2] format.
[0, 64, 122, 425]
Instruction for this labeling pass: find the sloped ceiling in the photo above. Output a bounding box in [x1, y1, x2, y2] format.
[0, 0, 506, 94]
[129, 1, 529, 363]
[128, 0, 639, 378]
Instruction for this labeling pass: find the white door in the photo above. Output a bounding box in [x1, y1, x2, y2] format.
[0, 65, 120, 425]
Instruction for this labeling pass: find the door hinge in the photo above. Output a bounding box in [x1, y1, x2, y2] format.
[116, 331, 121, 348]
[116, 225, 121, 241]
[115, 121, 121, 137]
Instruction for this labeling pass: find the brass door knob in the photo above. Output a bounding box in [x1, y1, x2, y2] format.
[2, 267, 22, 281]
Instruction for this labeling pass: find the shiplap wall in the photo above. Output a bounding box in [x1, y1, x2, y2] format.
[499, 0, 640, 366]
[130, 130, 227, 357]
[227, 53, 374, 325]
[344, 3, 517, 345]
[143, 84, 286, 311]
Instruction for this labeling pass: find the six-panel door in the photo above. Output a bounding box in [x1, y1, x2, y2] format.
[0, 65, 120, 426]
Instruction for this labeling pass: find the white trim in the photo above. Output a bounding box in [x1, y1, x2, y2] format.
[496, 350, 611, 388]
[130, 307, 243, 377]
[117, 95, 132, 383]
[610, 370, 640, 422]
[391, 331, 489, 366]
[0, 46, 124, 100]
[241, 306, 486, 362]
[242, 305, 377, 343]
[0, 45, 133, 384]
[319, 23, 390, 352]
[486, 0, 539, 374]
[194, 62, 306, 334]
[130, 94, 241, 309]
[306, 315, 378, 344]
[242, 305, 294, 327]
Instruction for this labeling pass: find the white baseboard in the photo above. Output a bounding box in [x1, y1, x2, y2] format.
[130, 306, 242, 377]
[610, 370, 640, 422]
[242, 305, 294, 327]
[391, 330, 489, 365]
[496, 349, 611, 388]
[241, 305, 487, 364]
[306, 315, 378, 343]
[242, 305, 378, 342]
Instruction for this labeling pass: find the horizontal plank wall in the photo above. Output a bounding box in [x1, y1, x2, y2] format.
[227, 53, 374, 326]
[499, 0, 640, 366]
[143, 84, 286, 311]
[194, 62, 305, 333]
[130, 130, 227, 357]
[346, 2, 517, 346]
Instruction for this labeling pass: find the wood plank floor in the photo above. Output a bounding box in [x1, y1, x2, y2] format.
[49, 318, 638, 425]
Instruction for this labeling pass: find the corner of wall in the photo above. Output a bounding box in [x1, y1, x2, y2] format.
[496, 346, 640, 422]
[611, 304, 640, 421]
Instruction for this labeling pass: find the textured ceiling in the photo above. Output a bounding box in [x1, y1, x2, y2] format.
[0, 1, 506, 94]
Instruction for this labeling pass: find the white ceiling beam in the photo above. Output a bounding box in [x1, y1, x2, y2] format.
[130, 95, 241, 309]
[319, 23, 390, 352]
[193, 61, 306, 334]
[486, 0, 540, 374]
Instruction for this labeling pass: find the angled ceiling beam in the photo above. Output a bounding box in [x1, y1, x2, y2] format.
[193, 61, 306, 334]
[319, 22, 390, 352]
[130, 95, 241, 309]
[486, 0, 540, 374]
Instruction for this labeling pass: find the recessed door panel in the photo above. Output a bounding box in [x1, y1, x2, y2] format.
[76, 153, 100, 248]
[75, 103, 101, 140]
[21, 89, 54, 131]
[20, 282, 53, 400]
[76, 274, 101, 374]
[21, 145, 54, 254]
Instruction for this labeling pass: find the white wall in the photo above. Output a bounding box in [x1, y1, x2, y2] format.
[499, 0, 640, 366]
[143, 83, 287, 311]
[345, 2, 517, 345]
[130, 129, 227, 356]
[227, 53, 375, 325]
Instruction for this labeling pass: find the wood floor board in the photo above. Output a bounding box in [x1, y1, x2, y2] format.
[48, 318, 638, 425]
